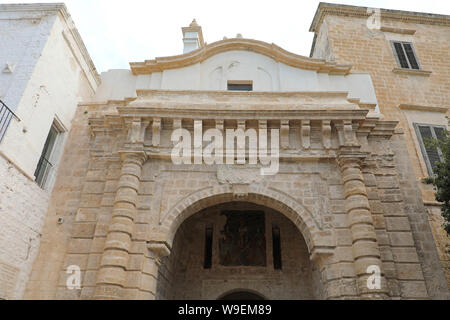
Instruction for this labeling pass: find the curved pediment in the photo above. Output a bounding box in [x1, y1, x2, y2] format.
[130, 38, 351, 75]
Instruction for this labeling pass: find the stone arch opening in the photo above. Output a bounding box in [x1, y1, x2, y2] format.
[155, 201, 324, 300]
[161, 186, 332, 255]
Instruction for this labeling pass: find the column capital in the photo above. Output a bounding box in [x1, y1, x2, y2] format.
[147, 241, 171, 262]
[118, 150, 147, 164]
[337, 148, 369, 167]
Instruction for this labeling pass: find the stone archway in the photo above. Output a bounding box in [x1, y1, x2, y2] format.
[157, 185, 335, 258]
[154, 201, 325, 300]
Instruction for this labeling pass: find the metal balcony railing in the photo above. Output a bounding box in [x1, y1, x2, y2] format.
[0, 100, 20, 143]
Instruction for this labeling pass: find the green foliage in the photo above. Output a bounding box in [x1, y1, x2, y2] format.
[423, 124, 450, 235]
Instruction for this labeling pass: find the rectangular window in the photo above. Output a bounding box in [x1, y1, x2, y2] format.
[272, 226, 282, 270]
[227, 81, 253, 91]
[34, 123, 60, 188]
[204, 225, 213, 269]
[392, 41, 420, 70]
[414, 123, 447, 175]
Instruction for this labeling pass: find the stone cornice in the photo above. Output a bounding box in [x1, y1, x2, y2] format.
[121, 90, 366, 117]
[130, 38, 352, 75]
[380, 26, 416, 35]
[85, 90, 367, 110]
[115, 107, 369, 121]
[85, 89, 382, 121]
[399, 104, 448, 113]
[392, 68, 432, 76]
[310, 2, 450, 33]
[134, 89, 351, 98]
[0, 3, 67, 13]
[368, 120, 398, 137]
[133, 89, 358, 106]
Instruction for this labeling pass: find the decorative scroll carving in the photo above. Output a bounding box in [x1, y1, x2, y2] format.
[236, 120, 246, 164]
[343, 120, 354, 145]
[173, 118, 182, 129]
[216, 119, 224, 131]
[152, 117, 161, 147]
[335, 120, 359, 147]
[280, 120, 290, 149]
[344, 120, 359, 146]
[141, 120, 150, 144]
[322, 120, 331, 149]
[127, 118, 149, 144]
[194, 120, 203, 164]
[301, 120, 311, 149]
[129, 118, 141, 143]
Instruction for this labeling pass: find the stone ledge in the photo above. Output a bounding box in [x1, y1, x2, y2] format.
[0, 151, 36, 182]
[380, 26, 416, 35]
[392, 68, 432, 77]
[399, 104, 448, 113]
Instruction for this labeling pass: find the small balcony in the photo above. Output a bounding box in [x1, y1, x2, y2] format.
[0, 100, 20, 143]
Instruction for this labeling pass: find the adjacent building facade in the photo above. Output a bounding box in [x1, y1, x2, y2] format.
[0, 3, 448, 300]
[310, 2, 450, 288]
[0, 3, 99, 299]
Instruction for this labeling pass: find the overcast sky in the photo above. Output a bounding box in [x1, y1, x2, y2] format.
[3, 0, 449, 73]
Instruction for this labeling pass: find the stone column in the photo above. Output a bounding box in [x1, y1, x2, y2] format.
[94, 152, 146, 299]
[338, 150, 387, 298]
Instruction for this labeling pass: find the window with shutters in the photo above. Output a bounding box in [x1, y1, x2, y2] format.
[34, 122, 62, 188]
[391, 41, 420, 69]
[414, 123, 446, 175]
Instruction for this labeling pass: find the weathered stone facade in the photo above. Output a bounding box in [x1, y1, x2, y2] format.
[24, 85, 448, 299]
[18, 3, 450, 300]
[310, 3, 450, 286]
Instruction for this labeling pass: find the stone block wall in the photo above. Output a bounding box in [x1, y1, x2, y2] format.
[311, 9, 450, 290]
[25, 96, 449, 300]
[24, 102, 117, 299]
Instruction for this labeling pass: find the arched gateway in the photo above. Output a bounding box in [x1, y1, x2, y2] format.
[24, 34, 443, 301]
[163, 185, 332, 254]
[156, 199, 325, 299]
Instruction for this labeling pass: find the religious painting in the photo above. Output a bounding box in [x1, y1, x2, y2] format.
[218, 211, 266, 266]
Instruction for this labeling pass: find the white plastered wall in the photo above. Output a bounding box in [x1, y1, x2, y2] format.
[94, 50, 378, 108]
[0, 8, 97, 299]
